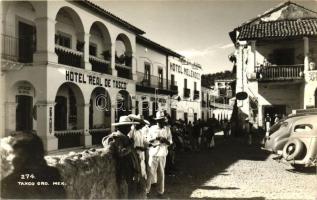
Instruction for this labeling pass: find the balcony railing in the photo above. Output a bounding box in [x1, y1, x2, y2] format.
[89, 55, 112, 75]
[184, 88, 190, 98]
[255, 64, 304, 81]
[54, 129, 84, 136]
[194, 90, 200, 100]
[55, 45, 83, 68]
[136, 72, 171, 89]
[170, 84, 178, 92]
[1, 34, 35, 63]
[115, 63, 132, 79]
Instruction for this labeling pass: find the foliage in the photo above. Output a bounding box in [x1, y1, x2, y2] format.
[201, 70, 235, 88]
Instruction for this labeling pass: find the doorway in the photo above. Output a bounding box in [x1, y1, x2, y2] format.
[263, 105, 286, 125]
[16, 95, 33, 131]
[18, 21, 35, 63]
[55, 96, 67, 131]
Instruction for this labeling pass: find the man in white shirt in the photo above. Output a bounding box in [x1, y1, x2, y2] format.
[146, 111, 173, 197]
[128, 114, 150, 198]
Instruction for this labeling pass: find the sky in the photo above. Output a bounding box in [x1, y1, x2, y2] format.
[95, 0, 317, 74]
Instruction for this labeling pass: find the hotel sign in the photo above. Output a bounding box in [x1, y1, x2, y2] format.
[65, 70, 127, 90]
[170, 63, 200, 80]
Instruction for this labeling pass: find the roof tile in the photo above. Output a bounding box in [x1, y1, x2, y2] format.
[238, 19, 317, 40]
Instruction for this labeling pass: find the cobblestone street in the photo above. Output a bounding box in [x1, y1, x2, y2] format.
[159, 135, 317, 200]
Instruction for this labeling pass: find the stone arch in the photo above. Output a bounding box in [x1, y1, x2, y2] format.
[115, 34, 133, 79]
[55, 6, 85, 50]
[89, 87, 111, 145]
[115, 90, 132, 122]
[54, 82, 85, 149]
[89, 21, 112, 74]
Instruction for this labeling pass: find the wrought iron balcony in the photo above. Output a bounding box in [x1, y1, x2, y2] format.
[194, 90, 200, 100]
[89, 55, 112, 75]
[115, 63, 132, 80]
[184, 88, 190, 98]
[136, 72, 176, 95]
[55, 45, 83, 68]
[1, 34, 35, 63]
[254, 64, 304, 81]
[170, 84, 178, 92]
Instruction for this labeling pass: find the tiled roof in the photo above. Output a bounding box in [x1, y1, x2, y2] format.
[74, 0, 145, 34]
[136, 35, 183, 58]
[238, 19, 317, 40]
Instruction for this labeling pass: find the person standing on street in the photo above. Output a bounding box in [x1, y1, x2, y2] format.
[265, 114, 271, 138]
[146, 111, 173, 198]
[128, 114, 151, 198]
[102, 116, 141, 199]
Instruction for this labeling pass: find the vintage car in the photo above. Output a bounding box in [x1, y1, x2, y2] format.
[263, 115, 310, 153]
[282, 115, 317, 168]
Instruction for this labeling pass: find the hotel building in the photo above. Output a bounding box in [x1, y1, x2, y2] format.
[0, 0, 202, 151]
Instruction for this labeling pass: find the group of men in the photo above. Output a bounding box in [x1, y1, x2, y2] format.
[105, 111, 173, 198]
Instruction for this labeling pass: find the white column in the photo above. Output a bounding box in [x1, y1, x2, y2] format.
[5, 102, 17, 136]
[78, 103, 92, 147]
[79, 32, 92, 70]
[36, 101, 58, 151]
[250, 40, 256, 73]
[110, 43, 117, 76]
[304, 37, 310, 72]
[132, 53, 137, 81]
[34, 17, 58, 64]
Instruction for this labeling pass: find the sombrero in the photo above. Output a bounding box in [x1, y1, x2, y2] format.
[112, 116, 140, 126]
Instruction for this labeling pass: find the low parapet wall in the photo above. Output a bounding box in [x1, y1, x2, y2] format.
[0, 136, 124, 199]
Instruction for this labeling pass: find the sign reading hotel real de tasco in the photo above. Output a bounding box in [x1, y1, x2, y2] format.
[170, 63, 200, 80]
[65, 70, 127, 90]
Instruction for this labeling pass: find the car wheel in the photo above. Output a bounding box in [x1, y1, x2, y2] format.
[282, 139, 305, 161]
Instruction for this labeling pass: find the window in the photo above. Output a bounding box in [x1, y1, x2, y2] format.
[158, 68, 163, 88]
[194, 82, 197, 91]
[56, 32, 71, 48]
[89, 43, 97, 56]
[171, 74, 175, 86]
[294, 124, 313, 132]
[144, 63, 151, 81]
[184, 79, 187, 89]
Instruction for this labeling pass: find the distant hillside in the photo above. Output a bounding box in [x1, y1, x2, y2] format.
[201, 70, 235, 88]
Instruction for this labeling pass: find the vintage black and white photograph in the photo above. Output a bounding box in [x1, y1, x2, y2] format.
[0, 0, 317, 199]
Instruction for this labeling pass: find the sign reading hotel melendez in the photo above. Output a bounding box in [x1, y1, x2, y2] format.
[65, 70, 127, 90]
[170, 63, 200, 80]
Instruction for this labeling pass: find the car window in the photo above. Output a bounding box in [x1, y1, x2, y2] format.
[294, 124, 313, 132]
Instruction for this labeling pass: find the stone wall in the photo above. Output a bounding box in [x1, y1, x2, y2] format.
[0, 136, 123, 199]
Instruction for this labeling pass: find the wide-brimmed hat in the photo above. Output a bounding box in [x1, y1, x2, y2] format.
[112, 116, 140, 126]
[128, 114, 150, 125]
[153, 111, 165, 120]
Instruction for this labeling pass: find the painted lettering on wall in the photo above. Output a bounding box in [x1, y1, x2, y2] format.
[18, 86, 31, 95]
[308, 71, 317, 81]
[65, 70, 127, 89]
[170, 63, 200, 80]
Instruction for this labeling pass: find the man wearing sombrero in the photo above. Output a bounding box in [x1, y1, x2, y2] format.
[146, 111, 173, 198]
[128, 114, 150, 198]
[102, 116, 141, 199]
